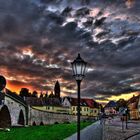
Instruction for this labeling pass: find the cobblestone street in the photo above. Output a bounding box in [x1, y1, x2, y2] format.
[128, 134, 140, 140]
[104, 117, 140, 140]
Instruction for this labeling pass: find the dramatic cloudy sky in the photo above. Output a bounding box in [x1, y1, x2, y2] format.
[0, 0, 140, 102]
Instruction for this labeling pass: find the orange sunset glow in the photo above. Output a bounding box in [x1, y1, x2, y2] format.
[0, 0, 140, 103]
[6, 80, 34, 94]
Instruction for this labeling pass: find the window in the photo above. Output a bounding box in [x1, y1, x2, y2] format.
[87, 108, 88, 111]
[73, 107, 75, 111]
[95, 110, 97, 113]
[84, 108, 86, 111]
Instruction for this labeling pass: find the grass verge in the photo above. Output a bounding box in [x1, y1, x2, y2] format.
[0, 121, 93, 140]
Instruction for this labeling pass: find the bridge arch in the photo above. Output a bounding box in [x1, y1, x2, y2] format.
[40, 121, 44, 126]
[32, 121, 36, 126]
[0, 105, 11, 128]
[18, 109, 25, 126]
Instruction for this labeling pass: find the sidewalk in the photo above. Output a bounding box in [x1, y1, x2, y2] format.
[104, 117, 140, 140]
[65, 121, 103, 140]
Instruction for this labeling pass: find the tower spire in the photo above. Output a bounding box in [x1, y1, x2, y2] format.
[54, 80, 60, 98]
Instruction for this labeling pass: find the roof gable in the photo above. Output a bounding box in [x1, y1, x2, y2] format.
[105, 101, 117, 108]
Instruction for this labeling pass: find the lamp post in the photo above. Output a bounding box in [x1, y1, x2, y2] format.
[125, 108, 128, 129]
[71, 53, 87, 140]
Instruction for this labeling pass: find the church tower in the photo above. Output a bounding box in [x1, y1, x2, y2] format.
[54, 81, 60, 98]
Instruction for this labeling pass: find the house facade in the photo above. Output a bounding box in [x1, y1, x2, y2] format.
[127, 95, 140, 120]
[25, 96, 101, 118]
[62, 97, 90, 116]
[62, 97, 100, 118]
[104, 101, 117, 115]
[138, 96, 140, 118]
[33, 106, 71, 114]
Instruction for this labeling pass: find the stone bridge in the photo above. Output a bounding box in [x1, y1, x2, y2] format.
[0, 89, 89, 128]
[0, 89, 28, 128]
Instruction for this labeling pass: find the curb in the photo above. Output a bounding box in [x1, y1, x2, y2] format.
[124, 132, 140, 140]
[64, 121, 100, 140]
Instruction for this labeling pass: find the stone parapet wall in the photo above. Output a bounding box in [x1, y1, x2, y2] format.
[28, 107, 91, 125]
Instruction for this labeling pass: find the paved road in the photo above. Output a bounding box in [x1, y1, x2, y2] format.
[65, 121, 103, 140]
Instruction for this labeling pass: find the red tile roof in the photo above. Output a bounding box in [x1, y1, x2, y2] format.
[66, 97, 88, 106]
[84, 98, 100, 108]
[65, 97, 99, 108]
[83, 99, 94, 108]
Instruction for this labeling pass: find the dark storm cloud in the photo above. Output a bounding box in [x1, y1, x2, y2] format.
[0, 0, 140, 100]
[81, 37, 140, 98]
[0, 0, 40, 37]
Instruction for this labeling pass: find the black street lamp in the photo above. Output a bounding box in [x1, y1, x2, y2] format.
[71, 53, 87, 140]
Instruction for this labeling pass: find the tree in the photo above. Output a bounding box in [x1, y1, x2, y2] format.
[116, 99, 127, 111]
[32, 91, 38, 97]
[40, 92, 43, 98]
[49, 91, 55, 98]
[19, 88, 31, 98]
[45, 91, 48, 98]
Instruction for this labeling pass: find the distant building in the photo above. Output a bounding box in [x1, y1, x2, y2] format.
[137, 96, 140, 119]
[84, 98, 101, 117]
[45, 97, 61, 106]
[104, 101, 117, 115]
[54, 81, 60, 98]
[25, 97, 61, 107]
[32, 97, 70, 114]
[127, 95, 140, 120]
[64, 97, 90, 116]
[25, 97, 46, 106]
[62, 97, 100, 118]
[25, 95, 100, 118]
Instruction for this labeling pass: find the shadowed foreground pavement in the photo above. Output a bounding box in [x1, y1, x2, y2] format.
[65, 121, 103, 140]
[128, 134, 140, 140]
